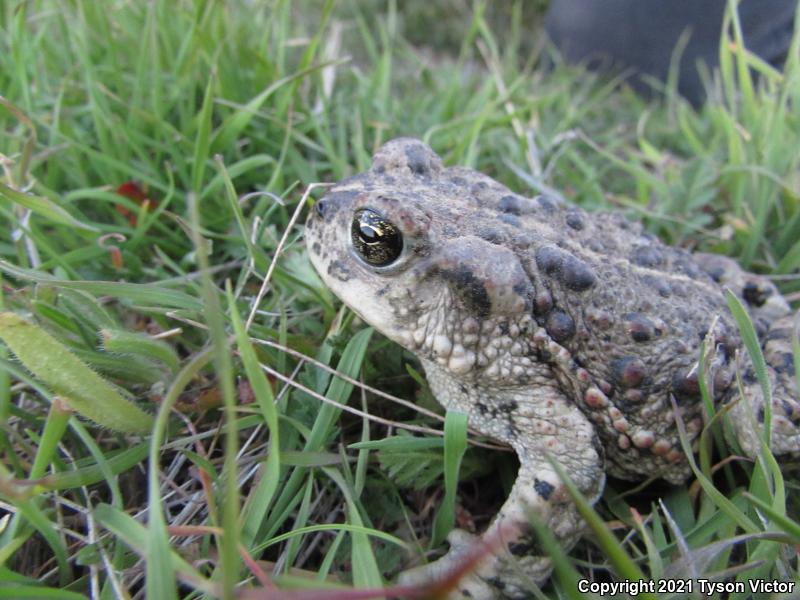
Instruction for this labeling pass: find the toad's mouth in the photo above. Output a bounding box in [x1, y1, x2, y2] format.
[306, 230, 416, 350]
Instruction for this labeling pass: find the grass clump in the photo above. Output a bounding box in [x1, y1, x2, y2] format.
[0, 0, 798, 598]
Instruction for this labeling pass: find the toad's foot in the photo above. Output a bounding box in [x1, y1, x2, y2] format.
[399, 528, 553, 600]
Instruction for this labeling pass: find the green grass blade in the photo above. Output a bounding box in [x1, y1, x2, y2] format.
[724, 290, 771, 447]
[191, 75, 215, 195]
[94, 503, 216, 595]
[36, 443, 149, 493]
[547, 456, 658, 600]
[144, 347, 213, 600]
[0, 260, 203, 310]
[28, 399, 71, 479]
[252, 521, 407, 554]
[189, 186, 240, 599]
[145, 512, 177, 598]
[283, 473, 314, 572]
[742, 492, 800, 542]
[215, 156, 263, 269]
[671, 395, 761, 532]
[0, 585, 88, 599]
[0, 467, 70, 585]
[526, 512, 590, 600]
[323, 467, 383, 588]
[726, 0, 756, 115]
[0, 182, 97, 231]
[256, 326, 371, 550]
[210, 60, 344, 153]
[229, 286, 281, 550]
[431, 409, 468, 547]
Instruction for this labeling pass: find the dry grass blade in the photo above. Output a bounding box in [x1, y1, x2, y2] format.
[254, 338, 510, 450]
[244, 182, 331, 332]
[255, 347, 510, 451]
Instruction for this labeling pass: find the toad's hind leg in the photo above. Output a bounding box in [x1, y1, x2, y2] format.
[694, 253, 791, 324]
[399, 385, 605, 599]
[729, 314, 800, 457]
[694, 254, 799, 455]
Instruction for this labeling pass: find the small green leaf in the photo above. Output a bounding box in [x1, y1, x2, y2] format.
[0, 312, 153, 433]
[100, 328, 180, 374]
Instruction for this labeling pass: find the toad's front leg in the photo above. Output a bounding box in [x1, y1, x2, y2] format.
[400, 387, 605, 600]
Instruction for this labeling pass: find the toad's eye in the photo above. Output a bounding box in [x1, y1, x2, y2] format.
[351, 208, 403, 267]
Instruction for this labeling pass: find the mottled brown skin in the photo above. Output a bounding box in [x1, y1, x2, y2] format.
[305, 138, 798, 599]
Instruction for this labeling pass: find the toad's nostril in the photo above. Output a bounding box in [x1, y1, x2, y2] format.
[315, 200, 328, 219]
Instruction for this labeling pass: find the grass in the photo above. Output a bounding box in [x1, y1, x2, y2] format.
[0, 0, 799, 597]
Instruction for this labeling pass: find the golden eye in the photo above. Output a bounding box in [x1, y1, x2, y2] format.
[351, 208, 403, 267]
